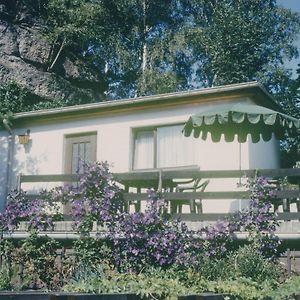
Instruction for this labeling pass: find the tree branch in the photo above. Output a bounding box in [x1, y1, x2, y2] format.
[47, 37, 66, 71]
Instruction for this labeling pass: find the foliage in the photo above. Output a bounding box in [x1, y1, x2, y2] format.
[0, 82, 31, 115]
[200, 176, 280, 260]
[0, 190, 61, 233]
[63, 264, 197, 300]
[0, 234, 62, 290]
[196, 243, 282, 283]
[231, 244, 281, 283]
[189, 0, 300, 87]
[73, 237, 112, 267]
[37, 0, 300, 99]
[207, 277, 278, 300]
[0, 267, 11, 291]
[0, 81, 68, 128]
[271, 276, 300, 300]
[16, 232, 61, 289]
[44, 0, 190, 98]
[49, 161, 124, 234]
[63, 264, 284, 300]
[0, 82, 30, 128]
[0, 163, 287, 295]
[0, 239, 13, 290]
[275, 66, 300, 168]
[107, 190, 194, 271]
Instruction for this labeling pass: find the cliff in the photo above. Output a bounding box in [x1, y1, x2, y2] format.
[0, 0, 105, 105]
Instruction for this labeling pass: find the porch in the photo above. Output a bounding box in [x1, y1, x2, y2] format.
[11, 166, 300, 238]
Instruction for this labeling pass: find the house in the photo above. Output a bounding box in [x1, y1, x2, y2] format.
[0, 82, 281, 213]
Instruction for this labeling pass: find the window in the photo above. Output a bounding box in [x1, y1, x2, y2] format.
[133, 124, 200, 170]
[64, 133, 97, 174]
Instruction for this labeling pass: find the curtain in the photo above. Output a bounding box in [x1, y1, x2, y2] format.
[157, 125, 199, 168]
[133, 131, 154, 169]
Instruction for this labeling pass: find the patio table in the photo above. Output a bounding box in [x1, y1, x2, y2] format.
[114, 165, 201, 190]
[114, 165, 201, 212]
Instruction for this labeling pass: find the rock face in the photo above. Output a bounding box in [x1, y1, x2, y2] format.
[0, 0, 105, 104]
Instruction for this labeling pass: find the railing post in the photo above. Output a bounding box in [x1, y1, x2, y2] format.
[286, 248, 292, 276]
[18, 262, 24, 287]
[59, 247, 66, 287]
[17, 173, 22, 191]
[0, 234, 2, 268]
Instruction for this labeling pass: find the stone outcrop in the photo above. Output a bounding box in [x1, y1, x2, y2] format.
[0, 0, 105, 104]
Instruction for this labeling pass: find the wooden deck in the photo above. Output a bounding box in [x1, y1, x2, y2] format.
[9, 166, 300, 239]
[12, 167, 300, 238]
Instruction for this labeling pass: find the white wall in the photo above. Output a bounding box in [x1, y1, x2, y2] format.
[0, 98, 281, 212]
[0, 132, 9, 211]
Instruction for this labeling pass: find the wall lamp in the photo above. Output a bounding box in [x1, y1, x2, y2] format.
[18, 129, 31, 145]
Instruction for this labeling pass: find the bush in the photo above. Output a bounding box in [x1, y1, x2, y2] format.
[63, 264, 197, 299]
[73, 237, 113, 267]
[0, 190, 61, 232]
[107, 190, 195, 271]
[272, 276, 300, 300]
[232, 243, 281, 282]
[16, 232, 61, 289]
[50, 161, 124, 234]
[0, 267, 11, 290]
[0, 162, 286, 294]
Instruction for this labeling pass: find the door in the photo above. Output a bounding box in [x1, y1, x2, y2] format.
[63, 132, 97, 216]
[64, 133, 97, 174]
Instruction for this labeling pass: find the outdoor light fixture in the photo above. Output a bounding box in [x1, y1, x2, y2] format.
[18, 129, 31, 145]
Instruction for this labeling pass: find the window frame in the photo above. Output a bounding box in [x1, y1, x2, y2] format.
[131, 123, 185, 170]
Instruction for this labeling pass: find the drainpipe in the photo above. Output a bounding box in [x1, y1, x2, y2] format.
[2, 116, 14, 209]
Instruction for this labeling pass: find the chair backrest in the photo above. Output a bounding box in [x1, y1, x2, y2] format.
[195, 179, 210, 192]
[175, 178, 210, 192]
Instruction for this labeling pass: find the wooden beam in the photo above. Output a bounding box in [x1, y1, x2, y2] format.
[20, 168, 300, 184]
[20, 174, 79, 183]
[277, 212, 300, 221]
[123, 189, 298, 201]
[123, 191, 250, 200]
[172, 213, 230, 221]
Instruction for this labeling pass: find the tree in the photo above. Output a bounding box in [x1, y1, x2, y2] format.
[270, 67, 300, 168]
[1, 1, 300, 114]
[188, 0, 300, 88]
[43, 0, 195, 98]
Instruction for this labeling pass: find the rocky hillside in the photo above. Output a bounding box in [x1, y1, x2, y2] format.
[0, 0, 105, 105]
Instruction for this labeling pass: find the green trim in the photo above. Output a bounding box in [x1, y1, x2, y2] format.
[183, 103, 300, 143]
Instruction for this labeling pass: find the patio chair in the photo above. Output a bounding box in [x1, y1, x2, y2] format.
[170, 178, 210, 214]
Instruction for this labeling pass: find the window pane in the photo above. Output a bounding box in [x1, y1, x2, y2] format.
[71, 143, 79, 174]
[134, 131, 154, 169]
[72, 142, 91, 173]
[157, 125, 199, 168]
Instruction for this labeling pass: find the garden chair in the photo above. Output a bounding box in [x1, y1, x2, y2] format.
[170, 178, 210, 214]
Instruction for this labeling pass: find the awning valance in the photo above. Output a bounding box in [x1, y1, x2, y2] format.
[183, 103, 300, 143]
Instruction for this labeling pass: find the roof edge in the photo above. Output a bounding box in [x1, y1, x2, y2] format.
[13, 81, 276, 121]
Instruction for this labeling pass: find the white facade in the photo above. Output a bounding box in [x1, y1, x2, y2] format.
[0, 84, 281, 212]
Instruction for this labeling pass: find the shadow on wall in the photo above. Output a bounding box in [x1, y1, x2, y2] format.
[0, 133, 40, 212]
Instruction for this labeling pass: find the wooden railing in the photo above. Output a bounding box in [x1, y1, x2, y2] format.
[18, 168, 300, 222]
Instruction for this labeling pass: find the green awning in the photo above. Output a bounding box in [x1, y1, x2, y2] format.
[183, 102, 300, 143]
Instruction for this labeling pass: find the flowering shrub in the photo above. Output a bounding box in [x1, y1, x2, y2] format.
[0, 163, 285, 291]
[200, 176, 280, 259]
[108, 190, 195, 271]
[51, 161, 124, 234]
[0, 190, 56, 232]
